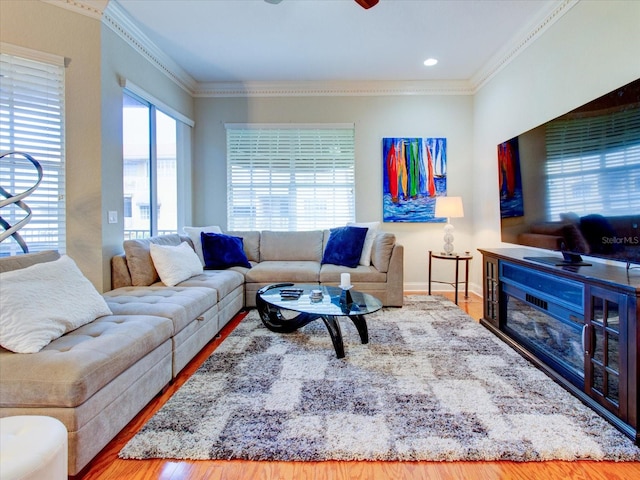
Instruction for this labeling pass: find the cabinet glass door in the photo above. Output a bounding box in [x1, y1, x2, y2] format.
[586, 287, 626, 416]
[483, 257, 500, 327]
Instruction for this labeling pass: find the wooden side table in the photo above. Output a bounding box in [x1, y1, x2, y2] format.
[428, 250, 473, 305]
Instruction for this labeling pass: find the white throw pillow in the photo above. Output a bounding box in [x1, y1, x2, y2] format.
[0, 255, 113, 353]
[183, 225, 222, 264]
[150, 242, 203, 286]
[348, 221, 380, 266]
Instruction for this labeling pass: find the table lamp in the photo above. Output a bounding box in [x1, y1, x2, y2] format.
[434, 196, 464, 255]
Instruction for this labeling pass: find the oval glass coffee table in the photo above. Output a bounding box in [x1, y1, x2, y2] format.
[256, 283, 383, 358]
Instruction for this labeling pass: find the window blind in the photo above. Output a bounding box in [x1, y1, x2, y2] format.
[545, 107, 640, 219]
[226, 125, 355, 231]
[0, 51, 66, 255]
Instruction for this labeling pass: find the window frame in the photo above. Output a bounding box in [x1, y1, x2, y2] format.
[225, 123, 356, 232]
[0, 45, 66, 256]
[121, 80, 194, 239]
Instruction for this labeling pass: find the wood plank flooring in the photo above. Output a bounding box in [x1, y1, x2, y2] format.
[78, 292, 640, 479]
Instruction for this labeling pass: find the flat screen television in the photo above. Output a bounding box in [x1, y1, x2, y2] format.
[498, 78, 640, 269]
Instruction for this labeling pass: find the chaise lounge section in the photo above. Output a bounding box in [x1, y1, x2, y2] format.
[0, 251, 175, 476]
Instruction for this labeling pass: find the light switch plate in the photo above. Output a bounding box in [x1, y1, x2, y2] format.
[108, 211, 118, 224]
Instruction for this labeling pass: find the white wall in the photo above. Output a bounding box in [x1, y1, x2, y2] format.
[194, 94, 474, 291]
[472, 0, 640, 285]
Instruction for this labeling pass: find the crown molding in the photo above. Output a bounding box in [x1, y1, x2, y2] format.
[44, 0, 579, 98]
[194, 80, 474, 98]
[44, 0, 198, 94]
[102, 1, 198, 95]
[41, 0, 106, 20]
[470, 0, 579, 91]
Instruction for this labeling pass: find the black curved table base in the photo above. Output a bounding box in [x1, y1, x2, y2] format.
[256, 284, 369, 359]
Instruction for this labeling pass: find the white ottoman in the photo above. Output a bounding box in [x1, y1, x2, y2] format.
[0, 416, 67, 480]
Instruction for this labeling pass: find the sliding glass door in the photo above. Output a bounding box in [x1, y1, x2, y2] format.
[123, 92, 177, 239]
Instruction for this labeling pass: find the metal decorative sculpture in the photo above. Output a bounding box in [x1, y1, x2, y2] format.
[0, 151, 43, 253]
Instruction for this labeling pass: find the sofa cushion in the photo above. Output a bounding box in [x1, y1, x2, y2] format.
[123, 234, 183, 286]
[174, 270, 245, 302]
[347, 221, 380, 266]
[244, 261, 321, 283]
[0, 255, 113, 353]
[111, 254, 132, 289]
[319, 263, 386, 284]
[103, 286, 217, 335]
[150, 242, 203, 286]
[201, 233, 251, 270]
[225, 230, 261, 262]
[0, 250, 60, 273]
[260, 230, 324, 261]
[183, 225, 222, 264]
[321, 226, 368, 268]
[0, 314, 173, 408]
[371, 232, 396, 273]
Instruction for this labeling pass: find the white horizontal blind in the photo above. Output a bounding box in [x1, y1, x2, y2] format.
[226, 126, 355, 231]
[545, 108, 640, 219]
[0, 52, 66, 255]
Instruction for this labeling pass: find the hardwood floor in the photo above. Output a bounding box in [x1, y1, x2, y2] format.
[79, 292, 640, 479]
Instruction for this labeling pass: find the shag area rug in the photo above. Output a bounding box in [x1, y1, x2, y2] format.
[120, 296, 640, 462]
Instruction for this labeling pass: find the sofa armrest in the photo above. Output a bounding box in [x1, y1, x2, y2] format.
[0, 250, 60, 273]
[371, 233, 396, 272]
[111, 254, 132, 289]
[385, 244, 404, 306]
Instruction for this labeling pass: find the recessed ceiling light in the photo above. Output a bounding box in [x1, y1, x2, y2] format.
[423, 58, 438, 67]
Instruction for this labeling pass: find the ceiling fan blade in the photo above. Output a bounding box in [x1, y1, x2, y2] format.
[355, 0, 379, 9]
[264, 0, 379, 9]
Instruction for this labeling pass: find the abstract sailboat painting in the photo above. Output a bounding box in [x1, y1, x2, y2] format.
[497, 137, 524, 218]
[383, 137, 447, 222]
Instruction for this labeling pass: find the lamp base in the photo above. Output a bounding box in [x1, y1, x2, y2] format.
[442, 222, 455, 255]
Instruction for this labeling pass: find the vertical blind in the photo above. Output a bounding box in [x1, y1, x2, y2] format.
[545, 107, 640, 219]
[0, 51, 66, 255]
[226, 125, 355, 231]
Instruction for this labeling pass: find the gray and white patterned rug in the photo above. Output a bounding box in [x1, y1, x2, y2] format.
[119, 295, 640, 462]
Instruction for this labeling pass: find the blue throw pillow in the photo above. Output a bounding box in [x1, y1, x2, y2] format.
[321, 226, 369, 268]
[201, 232, 251, 270]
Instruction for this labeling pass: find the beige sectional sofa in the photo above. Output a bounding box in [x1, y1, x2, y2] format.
[112, 229, 403, 307]
[0, 229, 402, 475]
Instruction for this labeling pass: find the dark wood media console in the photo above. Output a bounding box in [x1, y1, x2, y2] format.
[479, 247, 639, 444]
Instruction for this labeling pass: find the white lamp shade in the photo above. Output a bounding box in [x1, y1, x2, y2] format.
[435, 196, 464, 218]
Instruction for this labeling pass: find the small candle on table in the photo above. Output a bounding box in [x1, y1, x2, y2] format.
[340, 273, 351, 289]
